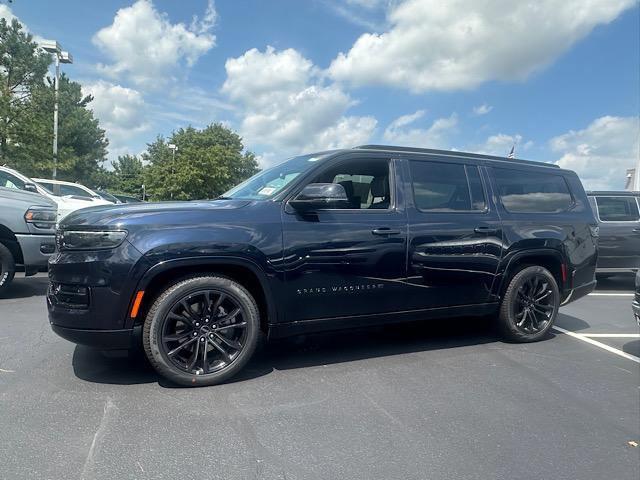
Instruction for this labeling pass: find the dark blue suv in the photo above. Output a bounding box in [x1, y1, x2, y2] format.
[48, 146, 598, 386]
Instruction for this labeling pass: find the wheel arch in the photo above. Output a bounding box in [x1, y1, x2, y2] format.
[129, 256, 277, 333]
[0, 224, 23, 264]
[495, 248, 567, 299]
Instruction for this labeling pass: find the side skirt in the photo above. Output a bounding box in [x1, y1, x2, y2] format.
[268, 302, 499, 339]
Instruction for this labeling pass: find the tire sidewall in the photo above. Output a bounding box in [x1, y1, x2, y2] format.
[500, 265, 560, 342]
[143, 276, 260, 386]
[0, 243, 16, 295]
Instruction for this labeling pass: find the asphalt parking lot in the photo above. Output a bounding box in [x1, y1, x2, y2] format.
[0, 274, 638, 480]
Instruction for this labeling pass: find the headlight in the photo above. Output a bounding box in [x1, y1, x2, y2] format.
[25, 207, 57, 229]
[57, 230, 128, 251]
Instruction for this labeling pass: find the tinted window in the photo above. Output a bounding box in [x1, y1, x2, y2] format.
[410, 161, 486, 212]
[493, 168, 572, 213]
[595, 196, 639, 221]
[309, 159, 390, 209]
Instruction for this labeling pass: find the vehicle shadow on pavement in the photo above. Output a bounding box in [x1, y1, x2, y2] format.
[595, 274, 635, 291]
[71, 317, 503, 387]
[0, 275, 48, 299]
[555, 313, 591, 332]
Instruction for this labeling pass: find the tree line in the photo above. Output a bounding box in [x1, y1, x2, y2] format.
[0, 17, 259, 201]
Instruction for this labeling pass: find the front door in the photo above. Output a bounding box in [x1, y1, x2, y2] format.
[281, 155, 408, 322]
[404, 158, 503, 309]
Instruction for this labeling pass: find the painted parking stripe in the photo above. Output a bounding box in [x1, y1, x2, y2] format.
[587, 293, 634, 297]
[552, 326, 640, 364]
[581, 333, 640, 338]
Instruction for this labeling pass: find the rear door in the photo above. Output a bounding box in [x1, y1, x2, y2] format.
[404, 157, 503, 309]
[591, 195, 640, 271]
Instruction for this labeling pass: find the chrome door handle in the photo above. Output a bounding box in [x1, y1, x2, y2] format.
[372, 228, 401, 236]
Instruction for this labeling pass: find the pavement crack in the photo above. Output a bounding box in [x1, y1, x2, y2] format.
[81, 397, 119, 480]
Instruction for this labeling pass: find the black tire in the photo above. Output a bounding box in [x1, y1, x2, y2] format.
[143, 275, 261, 386]
[0, 242, 16, 295]
[497, 265, 559, 342]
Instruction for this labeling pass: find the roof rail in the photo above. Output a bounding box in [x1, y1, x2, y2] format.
[353, 145, 560, 168]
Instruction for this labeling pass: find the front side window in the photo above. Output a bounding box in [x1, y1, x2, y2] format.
[595, 196, 640, 222]
[493, 168, 572, 213]
[307, 158, 391, 209]
[59, 184, 93, 198]
[0, 171, 25, 190]
[410, 161, 486, 212]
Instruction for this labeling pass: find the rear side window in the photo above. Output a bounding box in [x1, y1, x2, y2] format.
[410, 161, 486, 212]
[595, 196, 640, 221]
[493, 168, 572, 213]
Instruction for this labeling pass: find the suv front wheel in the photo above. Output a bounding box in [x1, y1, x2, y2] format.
[497, 265, 560, 342]
[143, 275, 261, 386]
[0, 243, 16, 295]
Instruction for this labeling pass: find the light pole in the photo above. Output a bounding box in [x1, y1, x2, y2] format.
[168, 143, 178, 199]
[41, 40, 73, 180]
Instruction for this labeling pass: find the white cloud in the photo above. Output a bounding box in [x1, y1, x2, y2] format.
[0, 5, 17, 23]
[82, 81, 151, 160]
[476, 133, 533, 157]
[222, 46, 376, 161]
[472, 104, 493, 116]
[93, 0, 216, 88]
[329, 0, 635, 92]
[551, 116, 640, 190]
[383, 110, 457, 148]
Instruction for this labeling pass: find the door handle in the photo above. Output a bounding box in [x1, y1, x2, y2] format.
[633, 228, 640, 234]
[474, 226, 499, 235]
[372, 228, 401, 236]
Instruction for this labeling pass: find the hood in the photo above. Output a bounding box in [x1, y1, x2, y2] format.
[59, 199, 252, 227]
[0, 186, 57, 208]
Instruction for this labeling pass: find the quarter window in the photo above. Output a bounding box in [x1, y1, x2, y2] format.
[410, 161, 486, 212]
[493, 168, 572, 213]
[595, 196, 640, 222]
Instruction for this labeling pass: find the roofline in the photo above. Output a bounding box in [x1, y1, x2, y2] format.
[353, 145, 561, 169]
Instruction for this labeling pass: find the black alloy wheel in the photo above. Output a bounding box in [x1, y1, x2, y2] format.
[497, 265, 559, 342]
[143, 276, 260, 386]
[160, 290, 248, 375]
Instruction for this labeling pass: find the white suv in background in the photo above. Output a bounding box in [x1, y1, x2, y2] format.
[0, 166, 113, 220]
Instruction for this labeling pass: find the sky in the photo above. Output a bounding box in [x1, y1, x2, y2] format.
[3, 0, 639, 190]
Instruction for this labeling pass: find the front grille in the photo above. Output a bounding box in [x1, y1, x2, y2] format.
[48, 283, 90, 310]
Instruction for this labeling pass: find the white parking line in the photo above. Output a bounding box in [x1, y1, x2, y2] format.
[582, 333, 640, 338]
[587, 293, 634, 297]
[553, 326, 640, 364]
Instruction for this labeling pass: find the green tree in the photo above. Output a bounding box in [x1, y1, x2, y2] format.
[9, 74, 108, 183]
[144, 124, 259, 201]
[0, 18, 50, 161]
[107, 154, 145, 197]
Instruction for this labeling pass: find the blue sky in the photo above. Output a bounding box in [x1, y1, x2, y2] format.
[4, 0, 639, 189]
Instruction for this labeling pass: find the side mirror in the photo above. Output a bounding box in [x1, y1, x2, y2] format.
[24, 183, 38, 193]
[289, 183, 349, 212]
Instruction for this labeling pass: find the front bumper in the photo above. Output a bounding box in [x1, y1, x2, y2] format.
[47, 240, 149, 347]
[15, 234, 55, 269]
[51, 324, 140, 349]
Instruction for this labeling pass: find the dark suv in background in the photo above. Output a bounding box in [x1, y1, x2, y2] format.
[587, 191, 639, 275]
[48, 146, 598, 386]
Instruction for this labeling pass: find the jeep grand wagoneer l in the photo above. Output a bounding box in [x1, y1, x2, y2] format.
[48, 146, 598, 386]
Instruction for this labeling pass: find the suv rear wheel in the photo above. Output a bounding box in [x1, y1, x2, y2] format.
[0, 243, 16, 295]
[497, 265, 559, 342]
[143, 275, 261, 386]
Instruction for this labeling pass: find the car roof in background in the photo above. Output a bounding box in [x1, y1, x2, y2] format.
[587, 191, 639, 196]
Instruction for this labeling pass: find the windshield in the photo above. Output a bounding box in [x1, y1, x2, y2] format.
[222, 153, 330, 200]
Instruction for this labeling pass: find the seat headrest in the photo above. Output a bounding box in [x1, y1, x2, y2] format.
[370, 177, 388, 198]
[337, 180, 354, 197]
